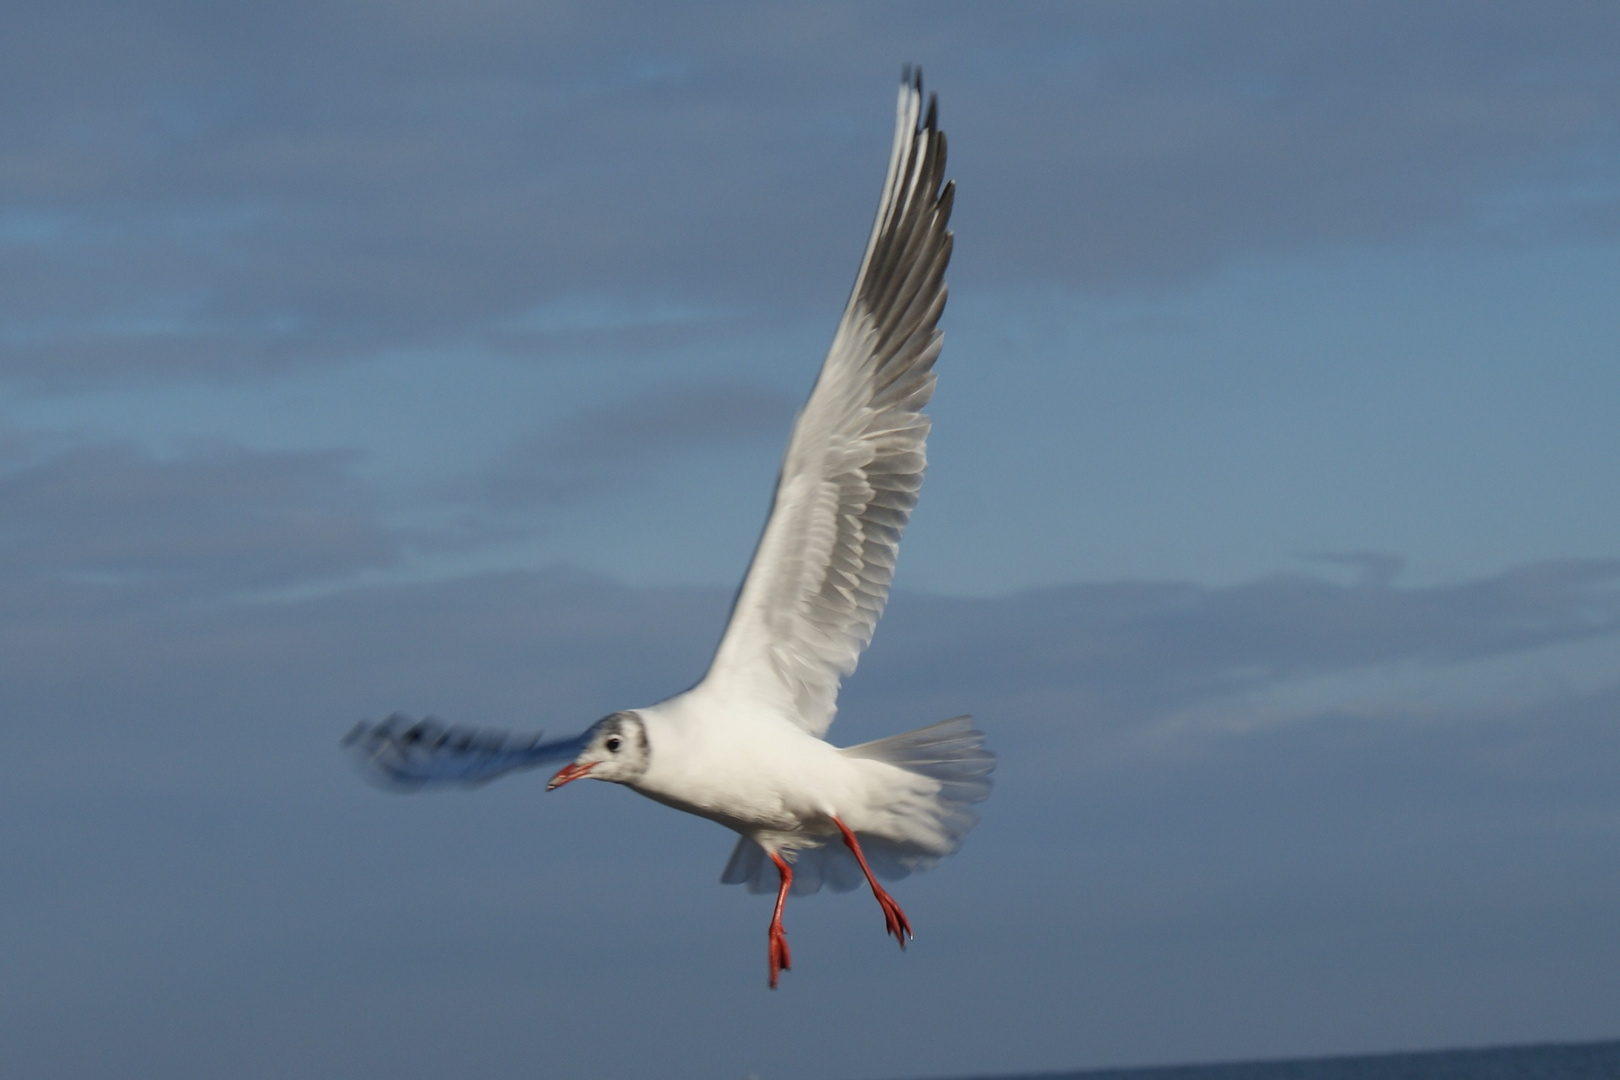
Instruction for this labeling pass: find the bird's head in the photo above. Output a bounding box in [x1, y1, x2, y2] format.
[547, 711, 649, 790]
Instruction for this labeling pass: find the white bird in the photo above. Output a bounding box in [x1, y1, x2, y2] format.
[345, 68, 993, 989]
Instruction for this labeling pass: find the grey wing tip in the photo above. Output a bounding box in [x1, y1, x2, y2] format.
[898, 67, 938, 126]
[341, 711, 406, 746]
[343, 711, 558, 790]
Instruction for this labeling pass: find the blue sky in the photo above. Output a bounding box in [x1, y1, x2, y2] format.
[4, 4, 1620, 1079]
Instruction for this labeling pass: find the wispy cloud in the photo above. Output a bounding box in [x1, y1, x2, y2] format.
[4, 4, 1619, 386]
[0, 438, 400, 595]
[852, 558, 1620, 743]
[479, 381, 797, 507]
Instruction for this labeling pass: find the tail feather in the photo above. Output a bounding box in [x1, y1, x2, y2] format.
[720, 833, 764, 887]
[719, 716, 994, 896]
[721, 835, 914, 895]
[841, 714, 995, 800]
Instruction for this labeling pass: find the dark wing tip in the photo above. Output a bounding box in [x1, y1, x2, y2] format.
[343, 711, 576, 791]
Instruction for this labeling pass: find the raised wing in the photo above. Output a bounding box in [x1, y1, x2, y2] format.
[342, 714, 586, 790]
[701, 69, 953, 736]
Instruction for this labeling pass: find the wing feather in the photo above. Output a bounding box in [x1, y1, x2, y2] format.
[342, 714, 586, 790]
[701, 69, 953, 736]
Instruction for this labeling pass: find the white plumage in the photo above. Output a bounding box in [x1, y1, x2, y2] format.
[345, 68, 993, 989]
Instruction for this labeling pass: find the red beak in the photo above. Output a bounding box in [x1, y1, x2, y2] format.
[547, 761, 595, 791]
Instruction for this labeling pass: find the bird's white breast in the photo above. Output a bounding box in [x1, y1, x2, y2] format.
[627, 690, 867, 841]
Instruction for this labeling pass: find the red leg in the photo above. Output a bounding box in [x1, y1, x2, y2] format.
[832, 818, 913, 949]
[767, 851, 793, 989]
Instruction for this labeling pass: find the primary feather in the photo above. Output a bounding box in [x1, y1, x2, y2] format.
[343, 714, 585, 789]
[701, 69, 954, 737]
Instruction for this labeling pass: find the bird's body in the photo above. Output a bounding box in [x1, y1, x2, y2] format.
[345, 68, 993, 988]
[627, 692, 980, 867]
[633, 696, 856, 841]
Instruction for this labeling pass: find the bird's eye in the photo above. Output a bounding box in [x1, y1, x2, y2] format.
[605, 737, 622, 753]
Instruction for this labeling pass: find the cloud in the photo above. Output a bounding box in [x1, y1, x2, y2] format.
[7, 549, 1617, 770]
[0, 430, 1608, 758]
[3, 555, 1619, 1077]
[0, 379, 799, 612]
[961, 3, 1620, 286]
[1298, 550, 1407, 587]
[851, 558, 1620, 742]
[0, 438, 401, 596]
[4, 3, 1620, 386]
[480, 293, 746, 360]
[480, 381, 797, 507]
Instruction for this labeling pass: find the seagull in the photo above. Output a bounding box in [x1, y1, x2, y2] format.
[344, 68, 993, 989]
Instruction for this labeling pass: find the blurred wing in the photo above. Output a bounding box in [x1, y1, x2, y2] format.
[701, 69, 953, 737]
[342, 714, 586, 790]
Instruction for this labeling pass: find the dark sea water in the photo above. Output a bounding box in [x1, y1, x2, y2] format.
[973, 1040, 1620, 1080]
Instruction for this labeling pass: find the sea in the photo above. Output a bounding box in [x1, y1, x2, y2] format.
[969, 1039, 1620, 1080]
